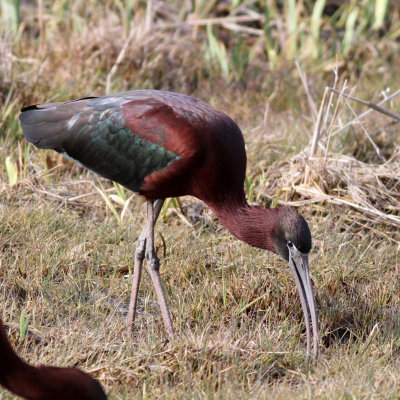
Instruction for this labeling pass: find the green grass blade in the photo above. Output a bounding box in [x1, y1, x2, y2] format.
[343, 7, 359, 54]
[0, 0, 21, 34]
[286, 0, 298, 57]
[5, 156, 18, 186]
[19, 310, 29, 340]
[373, 0, 389, 30]
[113, 182, 127, 201]
[311, 0, 326, 58]
[206, 24, 230, 82]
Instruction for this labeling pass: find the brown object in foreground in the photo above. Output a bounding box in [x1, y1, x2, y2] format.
[0, 320, 107, 400]
[20, 90, 318, 361]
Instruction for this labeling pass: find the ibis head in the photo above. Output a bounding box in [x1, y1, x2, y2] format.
[273, 207, 318, 362]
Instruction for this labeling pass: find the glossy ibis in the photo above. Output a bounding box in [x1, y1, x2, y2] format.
[20, 90, 318, 361]
[0, 320, 107, 400]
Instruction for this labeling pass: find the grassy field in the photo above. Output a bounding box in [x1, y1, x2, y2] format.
[1, 1, 400, 399]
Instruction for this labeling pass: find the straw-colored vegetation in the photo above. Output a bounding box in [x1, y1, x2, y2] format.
[1, 1, 400, 399]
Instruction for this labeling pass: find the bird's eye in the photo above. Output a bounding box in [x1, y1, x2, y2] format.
[287, 241, 294, 248]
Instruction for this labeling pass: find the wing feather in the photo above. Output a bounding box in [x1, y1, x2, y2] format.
[20, 96, 181, 192]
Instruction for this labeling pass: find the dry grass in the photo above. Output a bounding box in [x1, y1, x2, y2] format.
[1, 93, 400, 398]
[1, 173, 400, 399]
[1, 1, 400, 399]
[260, 85, 400, 239]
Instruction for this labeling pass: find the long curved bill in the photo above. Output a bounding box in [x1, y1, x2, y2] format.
[288, 246, 318, 363]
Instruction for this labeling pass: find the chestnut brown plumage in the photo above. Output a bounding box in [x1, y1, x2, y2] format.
[20, 90, 318, 361]
[0, 320, 107, 400]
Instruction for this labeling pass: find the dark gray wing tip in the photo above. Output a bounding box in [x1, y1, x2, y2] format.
[21, 96, 98, 113]
[21, 104, 39, 112]
[75, 96, 98, 101]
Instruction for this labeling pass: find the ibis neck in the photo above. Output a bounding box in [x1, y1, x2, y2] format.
[206, 197, 278, 253]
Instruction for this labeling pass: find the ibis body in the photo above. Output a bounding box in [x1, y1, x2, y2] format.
[0, 320, 107, 400]
[20, 90, 318, 360]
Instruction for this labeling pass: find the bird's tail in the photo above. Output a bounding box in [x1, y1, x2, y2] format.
[19, 98, 95, 150]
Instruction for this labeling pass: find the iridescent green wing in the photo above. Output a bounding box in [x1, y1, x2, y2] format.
[20, 96, 181, 192]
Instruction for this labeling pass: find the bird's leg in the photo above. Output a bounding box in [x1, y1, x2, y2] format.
[127, 199, 164, 335]
[126, 226, 146, 333]
[144, 200, 175, 339]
